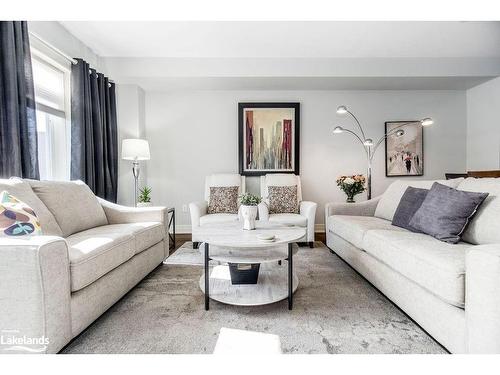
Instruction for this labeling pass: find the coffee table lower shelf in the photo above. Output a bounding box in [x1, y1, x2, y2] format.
[199, 262, 299, 307]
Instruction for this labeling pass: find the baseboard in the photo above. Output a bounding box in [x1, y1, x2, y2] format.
[314, 224, 325, 233]
[176, 225, 193, 234]
[175, 223, 325, 234]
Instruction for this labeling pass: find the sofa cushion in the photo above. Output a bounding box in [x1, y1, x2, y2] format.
[269, 213, 307, 227]
[28, 180, 108, 237]
[374, 178, 464, 221]
[0, 178, 62, 236]
[362, 230, 472, 307]
[66, 225, 135, 291]
[328, 215, 406, 249]
[199, 213, 239, 225]
[110, 222, 164, 255]
[409, 182, 488, 243]
[457, 177, 500, 245]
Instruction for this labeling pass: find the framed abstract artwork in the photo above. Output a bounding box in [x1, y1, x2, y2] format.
[385, 121, 424, 177]
[238, 102, 300, 176]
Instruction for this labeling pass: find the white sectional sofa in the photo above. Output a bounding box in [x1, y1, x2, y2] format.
[0, 178, 169, 354]
[325, 177, 500, 353]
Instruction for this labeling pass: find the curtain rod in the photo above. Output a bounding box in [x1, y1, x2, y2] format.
[29, 31, 115, 84]
[29, 31, 78, 65]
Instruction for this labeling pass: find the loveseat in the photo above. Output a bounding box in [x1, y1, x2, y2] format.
[0, 178, 169, 354]
[325, 177, 500, 353]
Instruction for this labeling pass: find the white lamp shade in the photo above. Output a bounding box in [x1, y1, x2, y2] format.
[122, 139, 150, 161]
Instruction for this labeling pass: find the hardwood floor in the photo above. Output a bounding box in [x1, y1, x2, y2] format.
[171, 232, 327, 253]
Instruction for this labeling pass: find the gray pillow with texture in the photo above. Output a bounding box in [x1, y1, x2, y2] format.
[408, 182, 489, 243]
[268, 185, 299, 214]
[391, 186, 428, 231]
[207, 186, 239, 214]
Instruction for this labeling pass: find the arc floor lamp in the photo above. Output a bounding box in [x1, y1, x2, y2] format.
[332, 105, 434, 200]
[122, 139, 150, 207]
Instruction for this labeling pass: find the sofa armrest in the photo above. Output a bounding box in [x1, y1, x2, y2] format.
[300, 201, 317, 242]
[466, 244, 500, 353]
[325, 196, 380, 223]
[98, 198, 168, 225]
[0, 236, 71, 354]
[258, 202, 269, 221]
[189, 201, 208, 228]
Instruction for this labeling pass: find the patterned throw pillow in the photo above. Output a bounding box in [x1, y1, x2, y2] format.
[0, 191, 42, 237]
[208, 186, 239, 214]
[268, 185, 299, 214]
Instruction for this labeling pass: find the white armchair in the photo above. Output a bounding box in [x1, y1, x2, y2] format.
[189, 173, 246, 248]
[257, 174, 317, 247]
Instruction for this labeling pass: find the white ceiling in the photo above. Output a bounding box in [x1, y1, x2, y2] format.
[118, 76, 494, 92]
[60, 21, 500, 58]
[54, 21, 500, 90]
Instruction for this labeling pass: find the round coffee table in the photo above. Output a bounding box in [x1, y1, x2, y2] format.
[195, 222, 306, 310]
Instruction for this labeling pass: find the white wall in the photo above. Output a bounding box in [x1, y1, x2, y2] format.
[466, 77, 500, 170]
[116, 84, 147, 206]
[144, 90, 467, 232]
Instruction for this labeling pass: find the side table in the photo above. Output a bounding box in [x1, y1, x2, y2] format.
[167, 207, 175, 250]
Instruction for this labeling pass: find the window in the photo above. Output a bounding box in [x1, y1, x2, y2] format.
[31, 52, 71, 180]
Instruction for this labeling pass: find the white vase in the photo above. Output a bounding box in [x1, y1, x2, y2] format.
[137, 202, 152, 207]
[241, 205, 258, 230]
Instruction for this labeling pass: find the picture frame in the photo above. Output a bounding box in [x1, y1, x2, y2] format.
[238, 102, 300, 176]
[385, 121, 424, 177]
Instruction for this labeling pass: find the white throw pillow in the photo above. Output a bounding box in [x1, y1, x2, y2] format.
[457, 177, 500, 245]
[374, 178, 464, 221]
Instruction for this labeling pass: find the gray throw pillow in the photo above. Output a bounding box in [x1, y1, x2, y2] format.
[268, 185, 299, 214]
[408, 182, 489, 243]
[207, 186, 239, 214]
[391, 186, 428, 231]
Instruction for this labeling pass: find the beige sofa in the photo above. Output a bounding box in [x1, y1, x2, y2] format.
[325, 177, 500, 353]
[0, 178, 169, 354]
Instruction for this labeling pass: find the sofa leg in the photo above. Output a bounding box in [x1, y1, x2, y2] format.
[193, 242, 199, 249]
[309, 242, 314, 248]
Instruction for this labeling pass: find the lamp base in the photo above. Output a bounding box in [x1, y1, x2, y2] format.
[132, 161, 140, 207]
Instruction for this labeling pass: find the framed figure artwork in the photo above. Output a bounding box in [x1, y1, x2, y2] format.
[385, 121, 424, 177]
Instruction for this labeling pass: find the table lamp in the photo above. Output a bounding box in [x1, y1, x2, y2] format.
[122, 138, 150, 207]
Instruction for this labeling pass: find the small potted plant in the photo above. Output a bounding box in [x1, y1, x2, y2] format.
[239, 192, 262, 230]
[137, 186, 152, 207]
[336, 174, 366, 203]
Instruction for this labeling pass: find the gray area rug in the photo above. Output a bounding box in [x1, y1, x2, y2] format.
[62, 242, 446, 354]
[164, 242, 220, 266]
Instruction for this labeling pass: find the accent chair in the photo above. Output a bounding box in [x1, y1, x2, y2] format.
[257, 174, 317, 247]
[189, 173, 246, 248]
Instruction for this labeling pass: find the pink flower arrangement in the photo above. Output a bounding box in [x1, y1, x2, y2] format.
[336, 174, 366, 202]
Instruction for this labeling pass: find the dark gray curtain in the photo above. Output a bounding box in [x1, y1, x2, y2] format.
[0, 21, 39, 179]
[71, 58, 118, 202]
